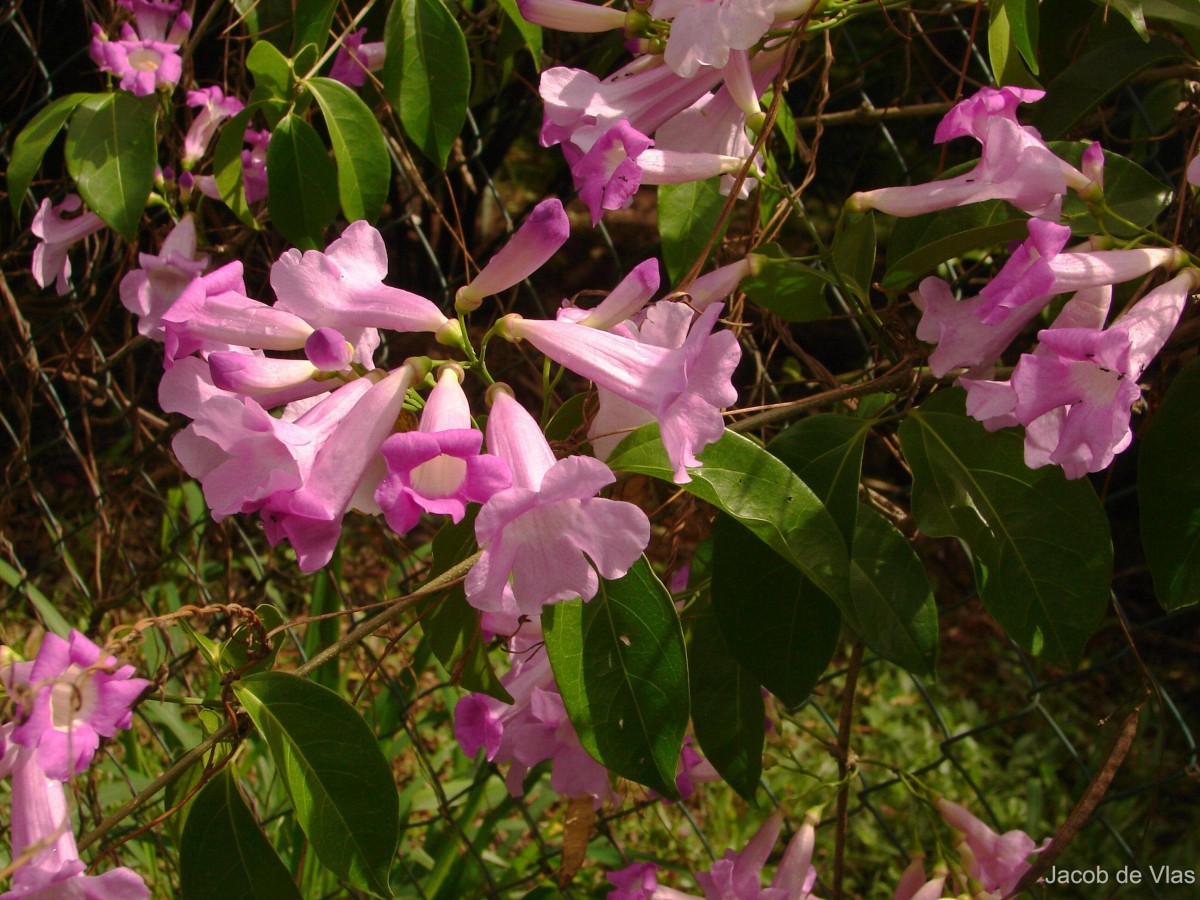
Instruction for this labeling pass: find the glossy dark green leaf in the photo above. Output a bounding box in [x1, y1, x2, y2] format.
[898, 389, 1112, 665]
[544, 392, 589, 443]
[542, 558, 688, 799]
[830, 211, 876, 301]
[1050, 141, 1172, 236]
[292, 0, 339, 54]
[8, 93, 94, 219]
[494, 0, 543, 69]
[246, 40, 292, 99]
[882, 200, 1029, 290]
[658, 178, 726, 284]
[990, 0, 1041, 81]
[180, 768, 302, 900]
[214, 103, 267, 227]
[768, 414, 869, 544]
[849, 506, 938, 677]
[1031, 35, 1187, 139]
[421, 515, 510, 701]
[1139, 0, 1200, 29]
[607, 426, 851, 610]
[63, 92, 157, 240]
[685, 595, 763, 802]
[1093, 0, 1150, 38]
[1140, 358, 1200, 610]
[741, 257, 834, 322]
[384, 0, 471, 168]
[306, 77, 390, 222]
[234, 672, 399, 896]
[711, 513, 841, 708]
[266, 114, 339, 249]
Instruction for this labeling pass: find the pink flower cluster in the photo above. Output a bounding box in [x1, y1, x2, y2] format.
[90, 0, 192, 96]
[114, 199, 741, 622]
[1, 633, 151, 898]
[522, 0, 816, 222]
[856, 86, 1196, 479]
[606, 809, 822, 899]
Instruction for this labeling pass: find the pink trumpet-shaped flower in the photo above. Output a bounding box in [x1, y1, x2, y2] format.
[119, 214, 210, 340]
[456, 199, 571, 309]
[0, 745, 149, 899]
[566, 120, 653, 225]
[1010, 269, 1198, 478]
[891, 858, 947, 900]
[937, 798, 1045, 897]
[31, 195, 106, 296]
[914, 220, 1183, 377]
[260, 360, 427, 571]
[518, 0, 629, 32]
[695, 809, 821, 899]
[117, 0, 188, 43]
[849, 116, 1067, 219]
[502, 302, 740, 482]
[376, 365, 511, 534]
[92, 24, 183, 96]
[271, 221, 459, 343]
[1188, 153, 1200, 187]
[558, 257, 660, 329]
[540, 60, 723, 155]
[454, 635, 617, 803]
[183, 86, 244, 164]
[160, 261, 316, 364]
[650, 0, 776, 78]
[685, 256, 755, 311]
[163, 359, 374, 519]
[465, 389, 650, 617]
[329, 29, 387, 88]
[10, 631, 149, 781]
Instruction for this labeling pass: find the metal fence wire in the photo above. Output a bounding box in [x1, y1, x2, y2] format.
[2, 2, 1199, 898]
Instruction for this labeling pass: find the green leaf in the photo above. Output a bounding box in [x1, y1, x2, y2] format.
[494, 0, 543, 69]
[8, 93, 93, 219]
[267, 113, 339, 250]
[742, 255, 835, 322]
[220, 604, 286, 677]
[882, 200, 1029, 291]
[1031, 35, 1187, 139]
[234, 672, 399, 896]
[214, 103, 267, 227]
[1095, 0, 1150, 39]
[421, 515, 510, 701]
[1050, 141, 1172, 236]
[544, 392, 589, 443]
[658, 178, 726, 284]
[384, 0, 471, 168]
[989, 0, 1042, 87]
[63, 92, 157, 240]
[849, 506, 938, 677]
[686, 596, 764, 802]
[306, 77, 391, 222]
[897, 389, 1112, 665]
[607, 426, 851, 610]
[830, 211, 876, 301]
[1139, 0, 1200, 29]
[1139, 358, 1200, 610]
[247, 40, 293, 99]
[180, 768, 302, 900]
[767, 414, 868, 545]
[292, 0, 340, 55]
[711, 513, 841, 707]
[542, 558, 688, 799]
